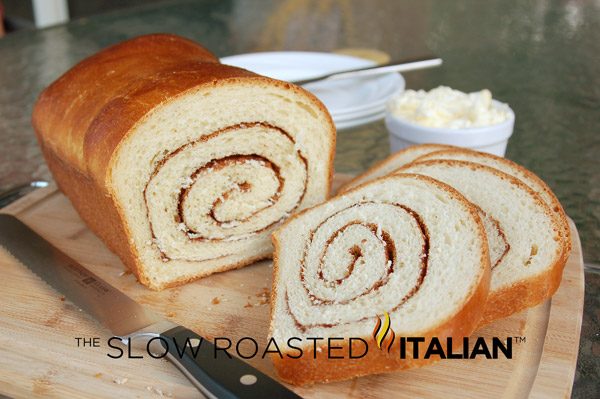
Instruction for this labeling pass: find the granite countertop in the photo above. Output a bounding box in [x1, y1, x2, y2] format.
[0, 0, 597, 397]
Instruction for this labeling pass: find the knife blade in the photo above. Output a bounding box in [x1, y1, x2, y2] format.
[291, 56, 443, 86]
[0, 214, 301, 399]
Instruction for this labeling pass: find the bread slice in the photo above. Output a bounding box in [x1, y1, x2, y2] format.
[414, 148, 571, 263]
[397, 160, 565, 325]
[270, 173, 490, 385]
[32, 34, 336, 290]
[340, 143, 455, 191]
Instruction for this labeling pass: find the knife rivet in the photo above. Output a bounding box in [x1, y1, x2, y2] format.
[189, 338, 201, 347]
[240, 374, 257, 385]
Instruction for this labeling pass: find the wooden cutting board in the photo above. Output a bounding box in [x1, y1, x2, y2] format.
[0, 178, 584, 399]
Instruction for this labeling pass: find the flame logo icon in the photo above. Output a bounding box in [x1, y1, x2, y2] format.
[373, 312, 395, 352]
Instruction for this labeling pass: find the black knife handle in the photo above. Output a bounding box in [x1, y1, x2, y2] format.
[158, 326, 302, 399]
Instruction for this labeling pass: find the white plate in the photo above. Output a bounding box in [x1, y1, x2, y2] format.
[221, 51, 373, 84]
[220, 51, 404, 128]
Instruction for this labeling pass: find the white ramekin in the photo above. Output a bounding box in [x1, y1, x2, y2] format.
[385, 100, 515, 157]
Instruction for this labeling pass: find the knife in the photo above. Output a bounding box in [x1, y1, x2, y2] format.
[0, 213, 301, 399]
[291, 56, 443, 86]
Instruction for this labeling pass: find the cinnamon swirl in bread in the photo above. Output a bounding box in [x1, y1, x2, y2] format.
[270, 174, 490, 385]
[32, 34, 335, 290]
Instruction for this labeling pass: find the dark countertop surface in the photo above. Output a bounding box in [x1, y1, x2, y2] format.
[0, 0, 598, 397]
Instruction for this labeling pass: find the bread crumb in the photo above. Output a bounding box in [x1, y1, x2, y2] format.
[166, 312, 176, 318]
[255, 287, 270, 297]
[113, 377, 128, 384]
[211, 297, 220, 305]
[94, 372, 102, 378]
[239, 287, 270, 306]
[59, 296, 65, 302]
[146, 385, 172, 397]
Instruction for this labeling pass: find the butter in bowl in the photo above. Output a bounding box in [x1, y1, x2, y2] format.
[385, 86, 515, 156]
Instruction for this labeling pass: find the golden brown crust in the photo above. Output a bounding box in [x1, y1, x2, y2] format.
[394, 159, 568, 325]
[41, 143, 144, 283]
[339, 143, 456, 193]
[270, 173, 491, 385]
[32, 34, 219, 175]
[32, 34, 336, 290]
[478, 250, 565, 326]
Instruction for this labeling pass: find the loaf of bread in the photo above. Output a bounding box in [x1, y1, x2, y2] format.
[32, 34, 336, 290]
[270, 174, 490, 385]
[397, 160, 567, 325]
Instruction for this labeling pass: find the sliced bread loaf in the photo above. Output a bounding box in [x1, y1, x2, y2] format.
[397, 160, 566, 325]
[270, 173, 490, 385]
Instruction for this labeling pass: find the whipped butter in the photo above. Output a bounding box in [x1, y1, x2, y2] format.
[388, 86, 511, 129]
